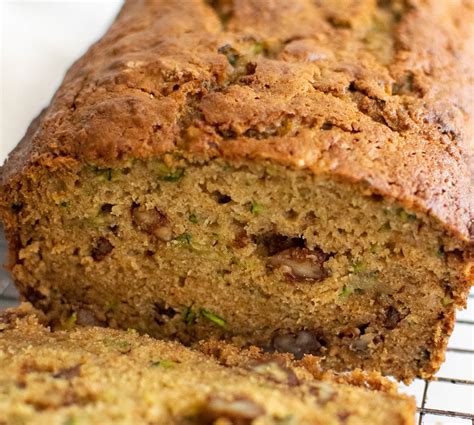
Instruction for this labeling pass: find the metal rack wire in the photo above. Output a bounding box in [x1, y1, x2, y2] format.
[411, 290, 474, 425]
[417, 378, 474, 424]
[0, 229, 472, 424]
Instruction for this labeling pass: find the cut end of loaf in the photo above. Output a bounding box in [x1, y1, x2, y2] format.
[0, 157, 471, 381]
[0, 305, 416, 424]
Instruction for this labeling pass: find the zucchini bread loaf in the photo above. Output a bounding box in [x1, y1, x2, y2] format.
[0, 305, 416, 425]
[0, 0, 473, 381]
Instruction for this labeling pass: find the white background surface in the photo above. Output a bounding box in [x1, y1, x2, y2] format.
[0, 1, 473, 423]
[0, 0, 122, 161]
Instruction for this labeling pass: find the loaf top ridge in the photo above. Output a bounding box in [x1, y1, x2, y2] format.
[1, 0, 473, 241]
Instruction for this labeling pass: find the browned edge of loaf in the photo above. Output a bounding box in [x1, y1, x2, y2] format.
[0, 0, 473, 247]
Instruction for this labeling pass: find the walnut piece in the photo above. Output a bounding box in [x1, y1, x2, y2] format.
[91, 237, 114, 261]
[248, 360, 299, 386]
[269, 247, 329, 281]
[272, 330, 323, 359]
[200, 395, 265, 424]
[131, 205, 172, 241]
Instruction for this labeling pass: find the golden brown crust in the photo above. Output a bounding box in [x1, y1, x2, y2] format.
[198, 339, 403, 395]
[1, 0, 473, 242]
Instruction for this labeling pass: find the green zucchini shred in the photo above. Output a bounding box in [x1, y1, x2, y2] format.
[350, 261, 366, 274]
[162, 169, 185, 182]
[250, 201, 264, 214]
[339, 285, 354, 297]
[397, 208, 416, 222]
[90, 166, 113, 181]
[63, 312, 77, 329]
[175, 233, 192, 245]
[184, 306, 196, 325]
[252, 41, 264, 54]
[200, 308, 227, 328]
[150, 359, 177, 368]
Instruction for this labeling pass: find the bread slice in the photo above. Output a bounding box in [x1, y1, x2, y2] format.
[0, 0, 472, 381]
[0, 304, 415, 425]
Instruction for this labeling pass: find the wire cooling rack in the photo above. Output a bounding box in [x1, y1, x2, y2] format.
[0, 228, 472, 424]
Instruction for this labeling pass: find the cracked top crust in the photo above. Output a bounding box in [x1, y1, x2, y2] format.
[1, 0, 473, 242]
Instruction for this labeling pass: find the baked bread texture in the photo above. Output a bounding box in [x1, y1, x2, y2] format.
[0, 305, 416, 425]
[0, 0, 473, 381]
